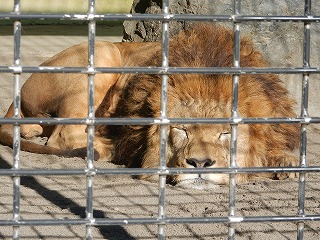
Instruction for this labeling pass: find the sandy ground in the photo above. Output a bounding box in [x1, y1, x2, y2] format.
[0, 26, 320, 239]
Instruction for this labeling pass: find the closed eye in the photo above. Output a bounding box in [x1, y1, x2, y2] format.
[219, 131, 231, 141]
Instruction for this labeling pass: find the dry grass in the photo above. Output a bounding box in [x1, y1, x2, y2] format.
[1, 0, 132, 13]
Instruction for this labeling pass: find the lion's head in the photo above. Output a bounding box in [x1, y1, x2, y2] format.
[97, 23, 300, 189]
[166, 124, 233, 188]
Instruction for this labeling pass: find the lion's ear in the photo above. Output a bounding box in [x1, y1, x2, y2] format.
[170, 127, 188, 149]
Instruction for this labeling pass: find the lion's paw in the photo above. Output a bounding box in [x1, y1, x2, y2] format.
[21, 124, 43, 139]
[274, 156, 298, 180]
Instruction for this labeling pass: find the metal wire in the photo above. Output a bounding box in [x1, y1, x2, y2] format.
[1, 66, 320, 75]
[1, 116, 320, 125]
[157, 0, 170, 239]
[1, 165, 320, 177]
[12, 1, 21, 239]
[1, 12, 320, 22]
[228, 1, 241, 239]
[85, 0, 96, 239]
[1, 0, 319, 239]
[1, 214, 320, 227]
[297, 1, 312, 239]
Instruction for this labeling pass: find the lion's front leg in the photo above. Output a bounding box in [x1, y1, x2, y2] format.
[47, 125, 114, 161]
[267, 150, 299, 180]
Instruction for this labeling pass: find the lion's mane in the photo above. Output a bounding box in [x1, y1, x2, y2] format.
[104, 23, 299, 183]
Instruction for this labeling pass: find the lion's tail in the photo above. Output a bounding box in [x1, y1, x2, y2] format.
[0, 126, 99, 160]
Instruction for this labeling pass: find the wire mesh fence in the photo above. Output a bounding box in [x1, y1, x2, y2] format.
[0, 0, 320, 239]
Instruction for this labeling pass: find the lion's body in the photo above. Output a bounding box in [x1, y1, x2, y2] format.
[0, 40, 159, 159]
[97, 24, 300, 187]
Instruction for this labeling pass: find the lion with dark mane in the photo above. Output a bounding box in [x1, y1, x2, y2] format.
[96, 23, 300, 189]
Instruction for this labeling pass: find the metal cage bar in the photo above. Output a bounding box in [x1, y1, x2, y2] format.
[1, 165, 320, 177]
[0, 0, 320, 239]
[12, 0, 22, 239]
[297, 0, 312, 239]
[1, 214, 320, 227]
[2, 65, 320, 74]
[1, 116, 320, 125]
[157, 0, 170, 239]
[1, 12, 320, 22]
[85, 0, 96, 239]
[228, 1, 241, 239]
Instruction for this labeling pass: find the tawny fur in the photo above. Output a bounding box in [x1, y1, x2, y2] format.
[96, 23, 300, 185]
[0, 40, 159, 159]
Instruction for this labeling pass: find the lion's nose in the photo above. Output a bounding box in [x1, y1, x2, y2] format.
[186, 158, 215, 168]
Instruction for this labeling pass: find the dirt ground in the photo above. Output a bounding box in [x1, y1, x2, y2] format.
[0, 25, 320, 239]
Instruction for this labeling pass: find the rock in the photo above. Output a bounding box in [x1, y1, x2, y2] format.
[123, 0, 209, 42]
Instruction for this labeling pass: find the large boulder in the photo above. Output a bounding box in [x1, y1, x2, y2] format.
[123, 0, 209, 42]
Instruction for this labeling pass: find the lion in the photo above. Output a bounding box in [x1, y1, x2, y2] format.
[95, 23, 300, 188]
[0, 39, 160, 159]
[0, 23, 299, 189]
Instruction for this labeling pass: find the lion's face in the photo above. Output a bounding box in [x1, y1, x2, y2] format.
[166, 124, 249, 189]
